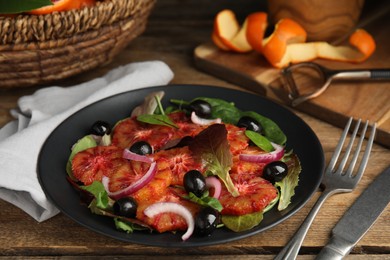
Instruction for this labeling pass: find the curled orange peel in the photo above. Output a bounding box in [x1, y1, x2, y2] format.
[212, 9, 252, 53]
[212, 10, 376, 68]
[277, 29, 376, 68]
[245, 12, 268, 53]
[261, 18, 307, 67]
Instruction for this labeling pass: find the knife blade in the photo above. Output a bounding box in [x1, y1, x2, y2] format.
[316, 166, 390, 260]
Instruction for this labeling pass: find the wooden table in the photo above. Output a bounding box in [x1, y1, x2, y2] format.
[0, 1, 389, 259]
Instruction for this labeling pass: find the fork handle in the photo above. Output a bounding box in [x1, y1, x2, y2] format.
[274, 189, 334, 260]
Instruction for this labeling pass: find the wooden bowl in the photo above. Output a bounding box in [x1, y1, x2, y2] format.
[0, 0, 156, 88]
[267, 0, 365, 42]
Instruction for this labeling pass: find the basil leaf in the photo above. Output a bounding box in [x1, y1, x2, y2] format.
[245, 130, 274, 152]
[0, 0, 53, 14]
[137, 114, 178, 128]
[241, 111, 287, 145]
[186, 191, 223, 212]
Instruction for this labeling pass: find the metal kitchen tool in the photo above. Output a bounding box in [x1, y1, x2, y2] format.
[316, 166, 390, 260]
[275, 118, 376, 260]
[281, 62, 390, 106]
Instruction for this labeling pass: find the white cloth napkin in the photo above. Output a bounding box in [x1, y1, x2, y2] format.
[0, 61, 174, 222]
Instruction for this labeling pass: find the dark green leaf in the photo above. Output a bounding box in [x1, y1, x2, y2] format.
[241, 111, 287, 145]
[0, 0, 53, 14]
[245, 130, 274, 152]
[186, 191, 223, 212]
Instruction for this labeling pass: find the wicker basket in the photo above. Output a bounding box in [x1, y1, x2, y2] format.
[0, 0, 156, 88]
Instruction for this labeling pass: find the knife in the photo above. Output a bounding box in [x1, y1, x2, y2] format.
[316, 166, 390, 260]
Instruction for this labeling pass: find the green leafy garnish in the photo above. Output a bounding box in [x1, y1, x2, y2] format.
[137, 114, 178, 128]
[245, 130, 274, 152]
[275, 154, 301, 210]
[222, 211, 263, 232]
[80, 181, 109, 209]
[240, 111, 286, 145]
[0, 0, 53, 14]
[186, 191, 223, 212]
[189, 124, 239, 197]
[66, 135, 97, 177]
[170, 97, 286, 145]
[136, 93, 178, 128]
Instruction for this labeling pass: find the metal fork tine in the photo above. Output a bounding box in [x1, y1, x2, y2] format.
[346, 120, 368, 177]
[337, 119, 361, 174]
[326, 117, 353, 173]
[355, 123, 376, 180]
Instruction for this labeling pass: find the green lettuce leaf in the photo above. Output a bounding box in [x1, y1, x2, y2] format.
[275, 154, 301, 210]
[189, 124, 239, 197]
[80, 181, 110, 209]
[66, 135, 97, 177]
[0, 0, 53, 14]
[222, 211, 263, 232]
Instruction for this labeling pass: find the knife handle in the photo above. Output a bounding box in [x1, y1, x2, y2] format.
[316, 236, 353, 260]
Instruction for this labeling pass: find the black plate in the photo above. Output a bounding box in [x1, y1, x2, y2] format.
[38, 85, 324, 247]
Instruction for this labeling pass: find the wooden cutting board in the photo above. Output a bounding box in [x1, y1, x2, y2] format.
[194, 10, 390, 148]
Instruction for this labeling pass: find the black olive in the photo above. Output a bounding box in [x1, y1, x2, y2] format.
[263, 161, 289, 183]
[237, 116, 263, 134]
[194, 207, 220, 236]
[90, 120, 111, 136]
[183, 170, 206, 197]
[189, 100, 212, 118]
[113, 197, 138, 218]
[129, 141, 153, 155]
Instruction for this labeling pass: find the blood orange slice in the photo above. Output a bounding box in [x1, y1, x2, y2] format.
[219, 174, 278, 215]
[71, 145, 125, 185]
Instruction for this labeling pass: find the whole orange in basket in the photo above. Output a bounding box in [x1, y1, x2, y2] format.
[28, 0, 96, 15]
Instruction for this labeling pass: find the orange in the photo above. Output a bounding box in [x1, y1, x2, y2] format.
[28, 0, 96, 15]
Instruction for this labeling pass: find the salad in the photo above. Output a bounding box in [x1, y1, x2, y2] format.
[66, 91, 301, 241]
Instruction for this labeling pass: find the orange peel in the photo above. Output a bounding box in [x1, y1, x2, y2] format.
[211, 10, 376, 68]
[212, 9, 252, 53]
[245, 12, 268, 53]
[28, 0, 96, 15]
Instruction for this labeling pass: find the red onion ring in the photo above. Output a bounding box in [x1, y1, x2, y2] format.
[122, 149, 153, 163]
[102, 161, 157, 200]
[144, 202, 194, 241]
[205, 176, 222, 199]
[191, 112, 221, 125]
[239, 142, 284, 163]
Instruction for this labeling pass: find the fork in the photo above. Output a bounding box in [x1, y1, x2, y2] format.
[275, 117, 376, 260]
